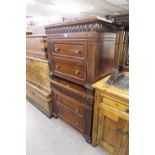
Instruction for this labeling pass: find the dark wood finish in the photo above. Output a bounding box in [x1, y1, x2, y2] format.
[50, 77, 93, 143]
[26, 35, 48, 59]
[46, 17, 116, 88]
[52, 41, 87, 59]
[26, 31, 32, 35]
[52, 58, 86, 84]
[44, 17, 116, 143]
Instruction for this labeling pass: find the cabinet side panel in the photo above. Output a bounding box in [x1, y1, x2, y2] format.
[95, 33, 116, 81]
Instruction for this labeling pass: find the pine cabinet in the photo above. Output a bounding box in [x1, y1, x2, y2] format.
[92, 74, 129, 155]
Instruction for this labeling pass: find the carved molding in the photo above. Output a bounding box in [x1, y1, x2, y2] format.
[46, 22, 116, 35]
[51, 83, 94, 106]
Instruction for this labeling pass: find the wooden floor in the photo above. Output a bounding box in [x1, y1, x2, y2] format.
[26, 100, 108, 155]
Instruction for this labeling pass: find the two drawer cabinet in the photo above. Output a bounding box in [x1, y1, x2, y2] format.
[26, 34, 52, 117]
[50, 77, 94, 143]
[92, 74, 129, 155]
[45, 17, 116, 88]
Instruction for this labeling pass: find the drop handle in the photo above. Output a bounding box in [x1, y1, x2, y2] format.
[75, 70, 80, 75]
[55, 48, 59, 52]
[75, 49, 81, 54]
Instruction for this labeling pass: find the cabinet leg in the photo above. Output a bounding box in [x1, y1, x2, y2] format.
[85, 137, 92, 144]
[52, 113, 58, 119]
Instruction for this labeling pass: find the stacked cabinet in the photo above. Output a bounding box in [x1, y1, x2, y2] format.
[50, 77, 93, 142]
[92, 73, 129, 155]
[26, 35, 52, 117]
[45, 17, 116, 142]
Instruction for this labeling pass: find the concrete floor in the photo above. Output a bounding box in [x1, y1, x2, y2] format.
[26, 101, 108, 155]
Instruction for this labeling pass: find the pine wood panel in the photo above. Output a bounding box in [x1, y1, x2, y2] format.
[26, 57, 51, 93]
[26, 35, 48, 59]
[26, 81, 52, 117]
[92, 74, 129, 155]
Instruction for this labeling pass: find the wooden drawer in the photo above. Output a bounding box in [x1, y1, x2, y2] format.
[101, 93, 129, 114]
[55, 92, 85, 118]
[26, 82, 52, 114]
[57, 102, 85, 132]
[52, 59, 86, 82]
[26, 57, 51, 92]
[26, 35, 48, 59]
[52, 42, 86, 59]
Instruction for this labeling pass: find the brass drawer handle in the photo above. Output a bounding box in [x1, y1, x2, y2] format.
[55, 48, 59, 52]
[66, 85, 70, 88]
[75, 108, 79, 113]
[55, 65, 60, 69]
[75, 49, 81, 54]
[75, 70, 80, 75]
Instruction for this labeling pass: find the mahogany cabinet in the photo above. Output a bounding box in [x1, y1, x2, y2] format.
[45, 17, 116, 142]
[92, 74, 129, 155]
[26, 35, 52, 117]
[50, 77, 93, 143]
[45, 17, 116, 89]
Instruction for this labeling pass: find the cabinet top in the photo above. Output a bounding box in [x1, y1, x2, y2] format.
[45, 16, 112, 28]
[45, 16, 116, 34]
[92, 72, 129, 100]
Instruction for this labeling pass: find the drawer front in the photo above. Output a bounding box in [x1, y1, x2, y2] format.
[26, 84, 51, 113]
[53, 60, 86, 82]
[26, 37, 47, 53]
[26, 51, 47, 59]
[26, 57, 51, 91]
[57, 102, 85, 132]
[101, 93, 129, 114]
[52, 43, 86, 59]
[55, 93, 85, 118]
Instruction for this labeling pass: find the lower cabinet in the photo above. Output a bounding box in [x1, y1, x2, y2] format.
[50, 77, 94, 143]
[97, 103, 129, 155]
[92, 75, 129, 155]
